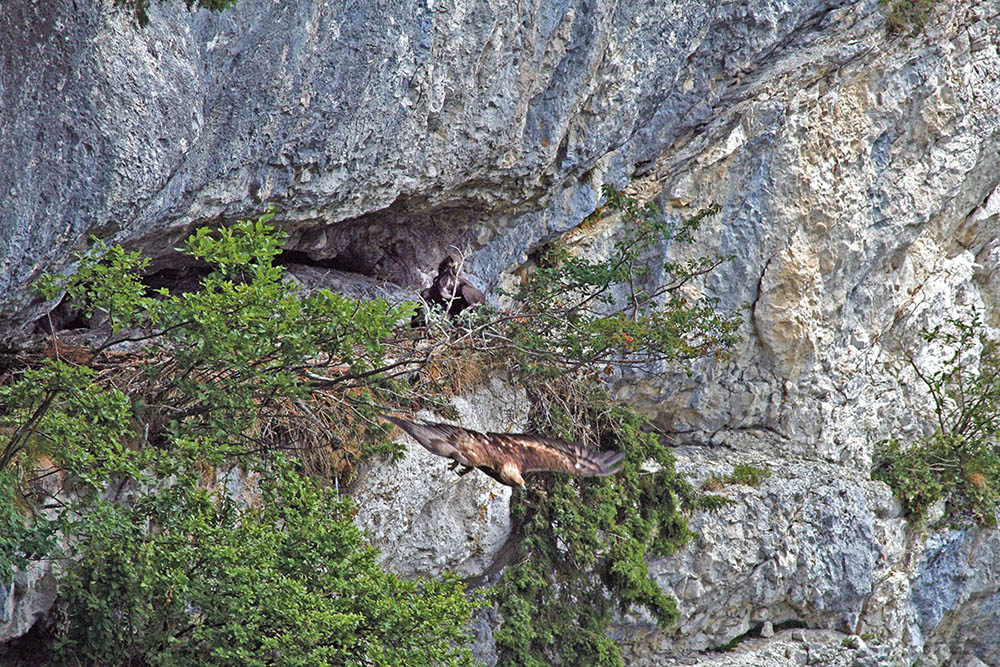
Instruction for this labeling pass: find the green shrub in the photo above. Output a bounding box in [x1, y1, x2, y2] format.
[479, 186, 739, 664]
[707, 463, 771, 490]
[879, 0, 939, 34]
[491, 398, 699, 666]
[874, 313, 1000, 526]
[54, 461, 476, 666]
[30, 215, 411, 474]
[0, 471, 56, 585]
[2, 215, 479, 664]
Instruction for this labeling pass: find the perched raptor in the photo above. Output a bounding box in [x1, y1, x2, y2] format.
[414, 255, 485, 324]
[381, 415, 626, 488]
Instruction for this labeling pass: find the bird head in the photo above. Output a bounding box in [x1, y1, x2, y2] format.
[438, 255, 458, 275]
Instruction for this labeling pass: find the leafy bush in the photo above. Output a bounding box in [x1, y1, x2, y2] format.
[1, 216, 479, 664]
[490, 398, 700, 666]
[874, 313, 1000, 526]
[879, 0, 939, 34]
[0, 471, 55, 585]
[115, 0, 237, 26]
[54, 461, 475, 666]
[29, 215, 411, 475]
[466, 186, 740, 664]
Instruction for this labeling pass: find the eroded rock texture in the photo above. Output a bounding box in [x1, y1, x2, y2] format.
[2, 0, 1000, 664]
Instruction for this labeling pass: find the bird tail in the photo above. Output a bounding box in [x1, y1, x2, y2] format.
[380, 415, 460, 454]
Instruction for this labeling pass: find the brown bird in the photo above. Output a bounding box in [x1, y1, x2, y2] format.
[413, 255, 485, 325]
[381, 415, 626, 488]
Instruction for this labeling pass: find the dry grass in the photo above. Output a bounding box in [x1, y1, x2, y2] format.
[3, 337, 395, 489]
[4, 318, 533, 492]
[967, 470, 988, 490]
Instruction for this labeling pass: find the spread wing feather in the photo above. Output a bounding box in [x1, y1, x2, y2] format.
[382, 415, 625, 487]
[489, 433, 626, 477]
[381, 416, 479, 466]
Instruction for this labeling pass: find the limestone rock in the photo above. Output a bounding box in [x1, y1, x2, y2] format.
[0, 561, 57, 644]
[642, 629, 886, 667]
[611, 444, 907, 662]
[2, 0, 1000, 662]
[907, 530, 1000, 666]
[614, 0, 1000, 470]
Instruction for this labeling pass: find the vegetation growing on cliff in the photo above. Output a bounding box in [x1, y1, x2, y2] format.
[465, 186, 739, 665]
[1, 218, 474, 664]
[879, 0, 939, 34]
[54, 460, 475, 666]
[706, 462, 772, 490]
[115, 0, 236, 26]
[874, 313, 1000, 526]
[1, 187, 738, 665]
[490, 398, 700, 666]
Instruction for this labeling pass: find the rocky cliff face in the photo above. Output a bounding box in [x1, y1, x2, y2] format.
[2, 0, 1000, 664]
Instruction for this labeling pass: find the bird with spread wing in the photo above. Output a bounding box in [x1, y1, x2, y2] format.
[381, 415, 626, 488]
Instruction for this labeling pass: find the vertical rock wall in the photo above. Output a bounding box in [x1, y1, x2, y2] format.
[604, 3, 1000, 663]
[2, 0, 1000, 663]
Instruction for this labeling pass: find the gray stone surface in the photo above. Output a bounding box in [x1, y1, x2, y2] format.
[3, 0, 1000, 663]
[644, 629, 883, 667]
[612, 0, 1000, 468]
[601, 2, 1000, 662]
[907, 530, 1000, 666]
[0, 562, 57, 644]
[1, 0, 856, 338]
[610, 445, 908, 662]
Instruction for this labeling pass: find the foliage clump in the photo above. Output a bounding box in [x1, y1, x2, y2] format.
[54, 461, 475, 666]
[490, 398, 701, 666]
[460, 185, 740, 665]
[706, 463, 771, 490]
[879, 0, 939, 34]
[488, 186, 738, 378]
[115, 0, 237, 26]
[1, 217, 476, 664]
[874, 313, 1000, 526]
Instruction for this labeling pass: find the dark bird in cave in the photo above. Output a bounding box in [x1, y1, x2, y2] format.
[411, 255, 485, 326]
